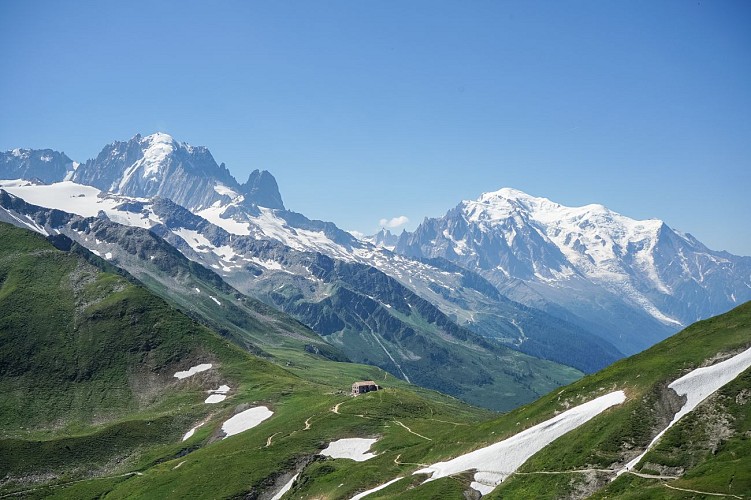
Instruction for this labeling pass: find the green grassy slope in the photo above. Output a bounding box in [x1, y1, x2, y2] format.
[3, 219, 749, 499]
[0, 222, 299, 492]
[484, 300, 751, 499]
[0, 222, 490, 498]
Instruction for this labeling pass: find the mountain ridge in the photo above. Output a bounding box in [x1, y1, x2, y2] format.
[394, 186, 751, 354]
[3, 133, 747, 377]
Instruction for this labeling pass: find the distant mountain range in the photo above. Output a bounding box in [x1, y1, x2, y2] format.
[2, 132, 749, 408]
[393, 188, 751, 354]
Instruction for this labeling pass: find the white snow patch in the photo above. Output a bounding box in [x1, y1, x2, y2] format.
[221, 406, 273, 438]
[205, 394, 227, 404]
[248, 256, 284, 270]
[173, 363, 213, 379]
[209, 295, 222, 305]
[174, 228, 214, 253]
[0, 180, 160, 229]
[320, 438, 379, 462]
[271, 473, 299, 500]
[182, 423, 203, 442]
[104, 252, 113, 260]
[196, 205, 251, 235]
[415, 391, 626, 494]
[350, 477, 403, 500]
[621, 346, 751, 473]
[214, 183, 240, 199]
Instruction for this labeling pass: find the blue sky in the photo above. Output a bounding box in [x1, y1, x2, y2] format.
[1, 1, 750, 254]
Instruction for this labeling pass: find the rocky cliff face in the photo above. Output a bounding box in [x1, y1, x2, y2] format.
[241, 169, 285, 210]
[0, 148, 76, 184]
[70, 133, 241, 210]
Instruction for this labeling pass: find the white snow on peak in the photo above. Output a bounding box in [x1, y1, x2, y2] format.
[123, 132, 176, 185]
[414, 390, 626, 495]
[143, 132, 175, 143]
[621, 346, 751, 473]
[40, 154, 53, 162]
[460, 187, 680, 325]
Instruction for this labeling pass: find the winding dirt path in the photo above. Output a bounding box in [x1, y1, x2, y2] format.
[393, 420, 431, 441]
[394, 453, 429, 468]
[304, 417, 312, 430]
[628, 471, 679, 480]
[663, 483, 744, 499]
[266, 432, 281, 447]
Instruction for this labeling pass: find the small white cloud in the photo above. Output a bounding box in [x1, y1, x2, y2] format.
[379, 215, 409, 229]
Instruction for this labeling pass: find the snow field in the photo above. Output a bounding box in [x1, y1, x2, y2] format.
[221, 406, 273, 438]
[173, 363, 212, 379]
[349, 477, 403, 500]
[320, 438, 379, 462]
[622, 346, 751, 473]
[182, 423, 204, 442]
[204, 385, 230, 404]
[0, 180, 160, 229]
[414, 391, 626, 495]
[270, 473, 299, 500]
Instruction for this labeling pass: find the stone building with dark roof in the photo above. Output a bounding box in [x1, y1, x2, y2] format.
[351, 381, 380, 396]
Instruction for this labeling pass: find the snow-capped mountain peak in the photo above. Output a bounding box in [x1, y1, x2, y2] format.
[117, 132, 177, 188]
[397, 187, 751, 346]
[360, 228, 399, 250]
[69, 133, 244, 211]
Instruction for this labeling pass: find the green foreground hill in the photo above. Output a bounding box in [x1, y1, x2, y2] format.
[1, 220, 750, 499]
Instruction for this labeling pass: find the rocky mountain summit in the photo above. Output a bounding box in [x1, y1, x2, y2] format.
[394, 188, 751, 353]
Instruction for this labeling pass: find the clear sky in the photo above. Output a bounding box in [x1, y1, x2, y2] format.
[1, 1, 750, 254]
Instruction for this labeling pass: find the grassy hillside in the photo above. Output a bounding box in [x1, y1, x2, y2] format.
[0, 222, 490, 498]
[485, 300, 751, 499]
[0, 222, 300, 491]
[2, 219, 749, 499]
